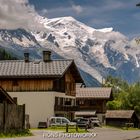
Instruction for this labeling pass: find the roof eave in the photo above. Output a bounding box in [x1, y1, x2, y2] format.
[0, 86, 16, 104]
[0, 75, 62, 79]
[76, 97, 110, 99]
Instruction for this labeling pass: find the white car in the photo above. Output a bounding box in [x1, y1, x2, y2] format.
[90, 117, 101, 127]
[49, 117, 76, 126]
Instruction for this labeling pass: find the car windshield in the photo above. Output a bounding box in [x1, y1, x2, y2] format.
[80, 119, 88, 122]
[62, 119, 69, 123]
[56, 118, 61, 123]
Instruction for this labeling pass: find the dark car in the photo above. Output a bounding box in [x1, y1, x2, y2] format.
[38, 122, 47, 128]
[90, 117, 101, 127]
[73, 118, 93, 128]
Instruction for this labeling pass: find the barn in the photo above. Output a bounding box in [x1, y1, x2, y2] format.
[106, 110, 140, 128]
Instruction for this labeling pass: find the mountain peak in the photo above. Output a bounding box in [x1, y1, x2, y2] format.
[56, 16, 76, 21]
[97, 27, 113, 33]
[0, 15, 137, 85]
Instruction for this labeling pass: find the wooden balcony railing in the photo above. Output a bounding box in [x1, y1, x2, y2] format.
[54, 105, 79, 112]
[79, 106, 106, 113]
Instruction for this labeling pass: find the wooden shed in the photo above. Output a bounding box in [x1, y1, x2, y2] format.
[106, 110, 140, 128]
[0, 86, 25, 132]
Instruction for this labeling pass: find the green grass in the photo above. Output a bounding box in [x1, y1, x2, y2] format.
[0, 129, 32, 138]
[33, 126, 88, 133]
[103, 125, 140, 131]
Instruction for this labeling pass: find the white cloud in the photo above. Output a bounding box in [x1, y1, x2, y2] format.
[0, 0, 44, 31]
[72, 4, 83, 14]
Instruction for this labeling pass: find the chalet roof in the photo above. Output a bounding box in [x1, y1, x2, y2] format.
[0, 86, 16, 104]
[0, 59, 83, 82]
[106, 110, 135, 119]
[76, 87, 112, 99]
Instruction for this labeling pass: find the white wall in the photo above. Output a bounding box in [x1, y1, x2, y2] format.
[8, 91, 56, 128]
[8, 91, 76, 128]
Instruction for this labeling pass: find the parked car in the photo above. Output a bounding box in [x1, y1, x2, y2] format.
[90, 117, 101, 127]
[49, 117, 76, 126]
[38, 122, 47, 128]
[73, 118, 93, 128]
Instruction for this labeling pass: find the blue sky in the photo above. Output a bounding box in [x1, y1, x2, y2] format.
[28, 0, 140, 38]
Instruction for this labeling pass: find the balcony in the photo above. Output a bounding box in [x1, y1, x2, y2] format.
[54, 105, 79, 112]
[79, 106, 106, 113]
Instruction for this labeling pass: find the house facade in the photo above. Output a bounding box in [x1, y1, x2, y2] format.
[76, 87, 112, 123]
[0, 51, 83, 128]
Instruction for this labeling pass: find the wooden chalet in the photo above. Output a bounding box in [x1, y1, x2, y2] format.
[106, 110, 140, 128]
[0, 51, 83, 95]
[76, 87, 113, 123]
[0, 51, 84, 127]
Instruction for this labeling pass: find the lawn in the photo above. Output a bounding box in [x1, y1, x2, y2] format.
[32, 125, 88, 133]
[0, 129, 32, 138]
[47, 126, 88, 133]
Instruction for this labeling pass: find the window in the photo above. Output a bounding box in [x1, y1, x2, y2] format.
[56, 118, 61, 124]
[79, 100, 84, 105]
[62, 119, 69, 124]
[55, 97, 58, 105]
[90, 100, 96, 105]
[60, 98, 63, 105]
[65, 101, 71, 106]
[50, 118, 55, 124]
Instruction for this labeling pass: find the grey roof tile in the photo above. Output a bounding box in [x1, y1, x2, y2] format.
[106, 110, 135, 119]
[0, 60, 73, 78]
[76, 87, 112, 99]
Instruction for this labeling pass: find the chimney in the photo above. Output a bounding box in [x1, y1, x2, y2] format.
[24, 53, 29, 62]
[43, 51, 51, 62]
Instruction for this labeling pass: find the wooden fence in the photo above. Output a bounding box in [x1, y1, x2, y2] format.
[0, 102, 25, 132]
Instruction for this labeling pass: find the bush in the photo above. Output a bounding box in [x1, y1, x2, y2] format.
[0, 129, 32, 138]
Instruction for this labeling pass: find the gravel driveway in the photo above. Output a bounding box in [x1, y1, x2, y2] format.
[1, 127, 140, 140]
[92, 127, 140, 140]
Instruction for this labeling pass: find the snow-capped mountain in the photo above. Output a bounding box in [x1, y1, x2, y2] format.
[0, 28, 43, 59]
[0, 16, 140, 86]
[32, 16, 140, 83]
